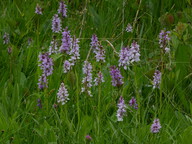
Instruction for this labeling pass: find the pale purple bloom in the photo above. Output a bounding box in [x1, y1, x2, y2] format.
[126, 23, 133, 32]
[37, 99, 42, 108]
[3, 32, 10, 44]
[119, 47, 130, 69]
[119, 41, 140, 69]
[35, 4, 42, 15]
[129, 97, 138, 109]
[49, 37, 59, 55]
[151, 118, 162, 133]
[81, 61, 93, 96]
[69, 36, 80, 64]
[153, 70, 161, 89]
[60, 27, 72, 54]
[159, 29, 171, 53]
[110, 66, 123, 87]
[38, 74, 48, 90]
[85, 135, 92, 141]
[94, 71, 105, 86]
[91, 34, 99, 53]
[165, 47, 170, 53]
[63, 37, 80, 73]
[57, 82, 69, 105]
[95, 43, 105, 62]
[117, 96, 127, 121]
[63, 60, 71, 73]
[58, 1, 67, 17]
[53, 103, 58, 108]
[52, 14, 61, 33]
[38, 52, 54, 76]
[7, 47, 12, 54]
[91, 34, 105, 62]
[129, 41, 140, 63]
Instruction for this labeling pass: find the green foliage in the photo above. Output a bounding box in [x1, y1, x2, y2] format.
[0, 0, 192, 143]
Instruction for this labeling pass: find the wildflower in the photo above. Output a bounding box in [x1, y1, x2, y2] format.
[110, 66, 123, 87]
[52, 14, 61, 33]
[69, 36, 80, 64]
[152, 70, 161, 89]
[38, 74, 48, 90]
[63, 37, 80, 73]
[119, 47, 130, 69]
[35, 4, 43, 15]
[159, 29, 171, 53]
[38, 52, 54, 76]
[94, 71, 104, 86]
[130, 41, 140, 63]
[58, 1, 67, 17]
[57, 82, 69, 105]
[63, 60, 71, 73]
[129, 97, 138, 109]
[7, 47, 12, 55]
[117, 96, 127, 121]
[37, 99, 42, 108]
[85, 135, 92, 141]
[81, 61, 93, 96]
[49, 37, 59, 55]
[126, 23, 133, 32]
[95, 42, 105, 62]
[151, 118, 162, 133]
[3, 32, 10, 44]
[91, 34, 99, 53]
[60, 27, 72, 54]
[119, 41, 140, 69]
[53, 103, 58, 108]
[165, 47, 170, 53]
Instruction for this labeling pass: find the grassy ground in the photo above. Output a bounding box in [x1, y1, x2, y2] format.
[0, 0, 192, 143]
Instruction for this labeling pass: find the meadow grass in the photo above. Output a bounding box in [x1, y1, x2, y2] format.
[0, 0, 192, 143]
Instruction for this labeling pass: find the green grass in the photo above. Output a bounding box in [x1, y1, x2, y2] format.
[0, 0, 192, 143]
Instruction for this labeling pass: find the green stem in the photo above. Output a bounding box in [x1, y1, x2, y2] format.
[75, 69, 80, 140]
[133, 66, 140, 123]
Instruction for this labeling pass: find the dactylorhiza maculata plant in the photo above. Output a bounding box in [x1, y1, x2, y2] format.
[94, 71, 105, 86]
[60, 27, 72, 54]
[159, 29, 171, 53]
[49, 37, 59, 55]
[81, 61, 93, 96]
[7, 47, 12, 55]
[119, 41, 140, 70]
[69, 37, 80, 65]
[153, 70, 161, 89]
[117, 96, 127, 121]
[58, 1, 67, 18]
[95, 42, 106, 62]
[52, 14, 62, 33]
[110, 66, 124, 87]
[57, 82, 69, 105]
[150, 118, 162, 133]
[90, 34, 105, 62]
[91, 34, 99, 53]
[38, 53, 54, 89]
[85, 135, 92, 141]
[129, 97, 138, 109]
[38, 52, 54, 76]
[38, 74, 48, 89]
[35, 4, 42, 15]
[63, 36, 80, 73]
[126, 23, 133, 33]
[3, 32, 10, 45]
[37, 99, 42, 108]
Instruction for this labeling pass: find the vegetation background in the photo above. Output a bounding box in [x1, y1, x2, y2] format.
[0, 0, 192, 143]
